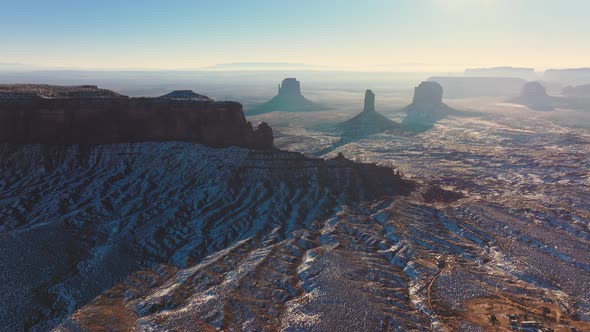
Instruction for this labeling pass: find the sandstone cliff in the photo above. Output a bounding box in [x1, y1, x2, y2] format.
[0, 85, 273, 149]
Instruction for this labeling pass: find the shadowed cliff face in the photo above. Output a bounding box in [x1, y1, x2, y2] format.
[0, 85, 273, 149]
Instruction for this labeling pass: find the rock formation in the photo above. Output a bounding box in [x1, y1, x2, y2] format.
[510, 81, 555, 110]
[158, 90, 212, 100]
[363, 89, 375, 112]
[338, 89, 399, 138]
[464, 67, 537, 80]
[544, 68, 590, 85]
[563, 83, 590, 98]
[0, 85, 273, 149]
[248, 78, 321, 115]
[412, 81, 443, 106]
[278, 77, 302, 96]
[426, 77, 526, 98]
[402, 81, 452, 131]
[561, 83, 590, 109]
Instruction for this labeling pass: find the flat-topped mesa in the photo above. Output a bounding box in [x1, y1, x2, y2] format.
[158, 90, 212, 101]
[363, 89, 375, 112]
[0, 84, 126, 99]
[278, 78, 302, 96]
[0, 85, 273, 149]
[412, 81, 443, 106]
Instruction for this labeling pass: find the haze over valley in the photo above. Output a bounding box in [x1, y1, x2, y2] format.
[1, 1, 589, 331]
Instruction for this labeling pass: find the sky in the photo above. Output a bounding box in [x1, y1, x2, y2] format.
[0, 0, 588, 71]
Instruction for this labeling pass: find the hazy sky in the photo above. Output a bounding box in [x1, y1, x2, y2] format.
[1, 0, 588, 71]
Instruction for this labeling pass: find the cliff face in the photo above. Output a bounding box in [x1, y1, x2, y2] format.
[0, 85, 273, 149]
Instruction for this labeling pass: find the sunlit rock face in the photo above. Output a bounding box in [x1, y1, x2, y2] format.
[0, 85, 273, 149]
[402, 81, 451, 131]
[338, 89, 399, 139]
[247, 78, 322, 115]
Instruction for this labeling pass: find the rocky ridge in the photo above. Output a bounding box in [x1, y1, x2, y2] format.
[0, 142, 409, 330]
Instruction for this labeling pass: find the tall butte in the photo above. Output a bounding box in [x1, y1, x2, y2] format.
[248, 78, 321, 115]
[337, 89, 399, 138]
[401, 81, 452, 131]
[363, 89, 376, 112]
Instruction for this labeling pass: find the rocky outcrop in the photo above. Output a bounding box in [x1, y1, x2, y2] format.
[402, 81, 452, 131]
[239, 149, 407, 199]
[544, 68, 590, 85]
[338, 89, 399, 138]
[426, 77, 526, 98]
[0, 85, 273, 149]
[278, 77, 302, 96]
[510, 81, 555, 110]
[562, 84, 590, 109]
[248, 78, 322, 115]
[563, 83, 590, 98]
[249, 121, 274, 149]
[363, 89, 375, 112]
[412, 81, 443, 106]
[464, 67, 537, 80]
